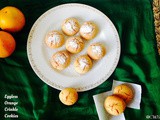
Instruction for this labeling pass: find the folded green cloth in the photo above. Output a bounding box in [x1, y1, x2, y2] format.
[0, 0, 160, 120]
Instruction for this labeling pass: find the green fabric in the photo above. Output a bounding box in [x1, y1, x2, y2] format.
[0, 0, 160, 120]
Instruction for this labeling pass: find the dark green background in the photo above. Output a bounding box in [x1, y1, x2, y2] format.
[0, 0, 160, 120]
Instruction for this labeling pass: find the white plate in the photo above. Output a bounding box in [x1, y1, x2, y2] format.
[27, 3, 121, 92]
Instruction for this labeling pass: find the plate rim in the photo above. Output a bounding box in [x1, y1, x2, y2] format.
[27, 3, 121, 92]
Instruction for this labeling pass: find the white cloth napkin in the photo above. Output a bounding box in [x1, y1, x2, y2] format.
[93, 80, 142, 120]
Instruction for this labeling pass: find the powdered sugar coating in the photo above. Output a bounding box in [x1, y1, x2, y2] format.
[80, 24, 93, 34]
[45, 31, 64, 48]
[92, 46, 102, 55]
[87, 43, 106, 60]
[79, 58, 88, 70]
[66, 37, 84, 54]
[55, 54, 66, 65]
[62, 18, 80, 36]
[51, 51, 70, 71]
[80, 21, 98, 40]
[74, 55, 92, 74]
[68, 39, 78, 49]
[65, 20, 78, 32]
[47, 35, 61, 45]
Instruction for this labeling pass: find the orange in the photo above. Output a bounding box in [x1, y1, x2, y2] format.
[0, 31, 16, 58]
[0, 6, 25, 32]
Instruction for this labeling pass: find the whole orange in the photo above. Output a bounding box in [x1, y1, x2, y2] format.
[0, 6, 25, 32]
[0, 31, 16, 58]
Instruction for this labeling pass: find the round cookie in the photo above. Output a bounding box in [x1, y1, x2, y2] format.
[74, 55, 92, 74]
[59, 88, 78, 106]
[62, 17, 80, 36]
[51, 51, 70, 70]
[80, 21, 98, 40]
[113, 84, 134, 104]
[87, 43, 106, 60]
[66, 36, 84, 54]
[45, 30, 64, 48]
[104, 95, 126, 116]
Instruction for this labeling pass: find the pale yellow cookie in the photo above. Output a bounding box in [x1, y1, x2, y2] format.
[74, 55, 92, 74]
[59, 88, 78, 106]
[66, 36, 84, 54]
[80, 21, 98, 40]
[45, 30, 64, 48]
[50, 51, 70, 70]
[62, 18, 80, 36]
[104, 95, 126, 116]
[87, 43, 106, 60]
[113, 84, 134, 104]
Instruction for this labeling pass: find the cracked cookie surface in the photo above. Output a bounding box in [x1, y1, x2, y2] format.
[87, 42, 106, 60]
[62, 18, 80, 36]
[74, 55, 92, 74]
[113, 84, 134, 104]
[104, 95, 126, 116]
[45, 30, 64, 48]
[66, 36, 84, 54]
[80, 21, 98, 40]
[59, 88, 78, 106]
[51, 51, 70, 70]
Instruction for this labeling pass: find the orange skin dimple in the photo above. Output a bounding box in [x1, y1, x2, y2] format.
[0, 31, 16, 58]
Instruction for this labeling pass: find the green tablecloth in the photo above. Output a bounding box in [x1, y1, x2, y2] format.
[0, 0, 160, 120]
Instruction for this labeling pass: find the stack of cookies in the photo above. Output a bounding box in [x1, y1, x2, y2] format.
[104, 84, 134, 116]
